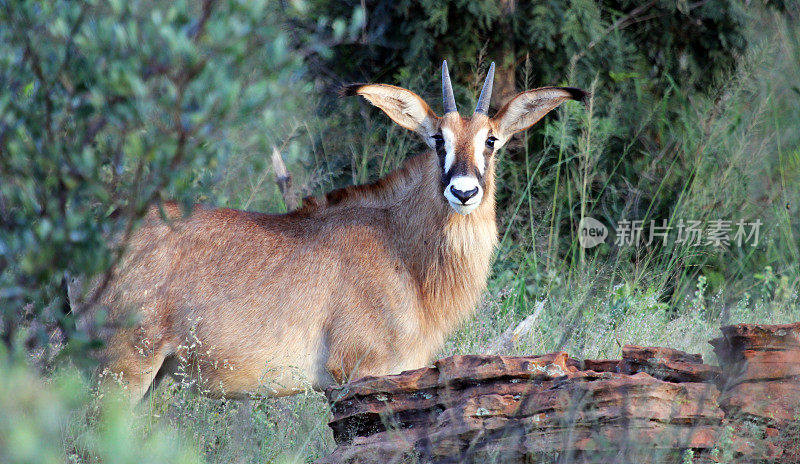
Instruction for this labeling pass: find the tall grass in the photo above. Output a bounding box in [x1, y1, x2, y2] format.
[447, 8, 800, 364]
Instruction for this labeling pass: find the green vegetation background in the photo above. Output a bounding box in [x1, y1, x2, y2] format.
[1, 0, 799, 462]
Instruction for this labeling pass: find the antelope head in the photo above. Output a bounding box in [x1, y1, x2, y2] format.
[345, 61, 587, 215]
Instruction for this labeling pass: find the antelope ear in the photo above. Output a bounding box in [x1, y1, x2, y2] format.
[343, 84, 439, 138]
[491, 87, 589, 143]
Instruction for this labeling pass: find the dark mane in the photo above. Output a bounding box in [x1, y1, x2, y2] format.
[288, 152, 431, 217]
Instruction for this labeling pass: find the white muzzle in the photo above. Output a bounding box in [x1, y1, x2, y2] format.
[444, 176, 483, 215]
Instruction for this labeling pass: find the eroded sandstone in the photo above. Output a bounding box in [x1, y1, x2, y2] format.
[318, 323, 800, 463]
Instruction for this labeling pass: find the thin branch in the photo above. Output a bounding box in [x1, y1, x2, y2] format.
[271, 146, 298, 210]
[55, 3, 89, 93]
[486, 300, 546, 355]
[189, 0, 215, 42]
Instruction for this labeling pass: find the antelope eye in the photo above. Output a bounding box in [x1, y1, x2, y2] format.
[432, 134, 444, 149]
[485, 136, 497, 149]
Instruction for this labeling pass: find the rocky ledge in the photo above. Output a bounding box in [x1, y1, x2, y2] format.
[317, 323, 800, 463]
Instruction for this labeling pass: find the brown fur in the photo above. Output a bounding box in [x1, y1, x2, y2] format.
[88, 81, 584, 402]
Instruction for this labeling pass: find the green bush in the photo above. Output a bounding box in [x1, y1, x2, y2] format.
[309, 0, 751, 94]
[0, 0, 355, 358]
[0, 349, 201, 464]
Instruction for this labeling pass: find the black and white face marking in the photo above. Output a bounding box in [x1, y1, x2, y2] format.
[439, 125, 495, 215]
[345, 61, 587, 216]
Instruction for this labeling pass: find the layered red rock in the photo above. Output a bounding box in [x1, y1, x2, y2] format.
[711, 322, 800, 424]
[580, 345, 720, 384]
[619, 345, 720, 383]
[318, 323, 800, 463]
[709, 323, 800, 461]
[711, 322, 800, 385]
[320, 352, 723, 463]
[582, 358, 620, 373]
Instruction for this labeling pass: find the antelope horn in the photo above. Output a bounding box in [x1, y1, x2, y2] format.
[442, 60, 458, 115]
[474, 62, 495, 115]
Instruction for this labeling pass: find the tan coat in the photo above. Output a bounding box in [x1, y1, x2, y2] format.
[99, 152, 496, 399]
[90, 64, 586, 402]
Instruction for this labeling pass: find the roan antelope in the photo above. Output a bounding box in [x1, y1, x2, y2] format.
[85, 61, 587, 402]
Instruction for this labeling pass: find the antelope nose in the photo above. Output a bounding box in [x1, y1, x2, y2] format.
[450, 185, 479, 204]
